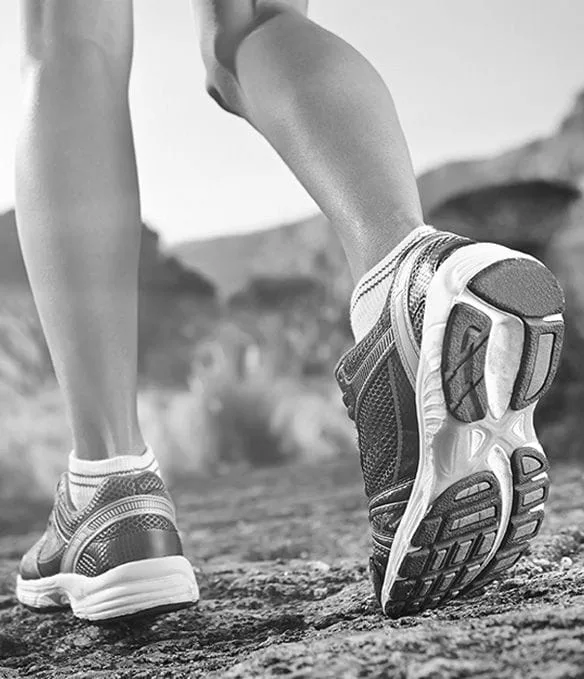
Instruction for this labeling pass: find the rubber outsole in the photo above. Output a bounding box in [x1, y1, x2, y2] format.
[381, 246, 564, 618]
[16, 556, 200, 621]
[386, 471, 501, 617]
[442, 303, 491, 423]
[453, 260, 564, 417]
[463, 446, 549, 594]
[21, 599, 196, 623]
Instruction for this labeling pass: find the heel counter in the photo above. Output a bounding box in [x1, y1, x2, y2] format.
[62, 483, 184, 576]
[74, 513, 184, 577]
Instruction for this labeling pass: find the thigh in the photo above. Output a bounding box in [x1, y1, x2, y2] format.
[19, 0, 134, 70]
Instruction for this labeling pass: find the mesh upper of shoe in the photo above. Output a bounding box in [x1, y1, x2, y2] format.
[407, 232, 468, 345]
[20, 471, 180, 579]
[336, 232, 471, 556]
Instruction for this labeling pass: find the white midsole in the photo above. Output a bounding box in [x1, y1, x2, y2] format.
[380, 243, 547, 610]
[16, 555, 199, 621]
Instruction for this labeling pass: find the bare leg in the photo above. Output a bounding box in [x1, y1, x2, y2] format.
[15, 0, 145, 460]
[194, 1, 424, 280]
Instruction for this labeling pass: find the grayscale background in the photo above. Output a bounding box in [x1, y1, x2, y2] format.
[0, 1, 582, 677]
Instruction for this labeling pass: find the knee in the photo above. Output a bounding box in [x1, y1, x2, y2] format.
[199, 5, 293, 117]
[198, 23, 252, 116]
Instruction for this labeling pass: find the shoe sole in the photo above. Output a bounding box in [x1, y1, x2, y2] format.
[16, 555, 199, 621]
[380, 243, 564, 617]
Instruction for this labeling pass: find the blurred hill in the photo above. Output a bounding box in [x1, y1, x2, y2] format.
[0, 210, 30, 285]
[419, 90, 584, 213]
[0, 210, 217, 390]
[171, 89, 584, 460]
[171, 213, 346, 300]
[0, 90, 583, 460]
[0, 210, 216, 298]
[172, 90, 584, 300]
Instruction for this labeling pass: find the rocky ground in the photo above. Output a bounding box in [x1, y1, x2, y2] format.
[0, 457, 583, 679]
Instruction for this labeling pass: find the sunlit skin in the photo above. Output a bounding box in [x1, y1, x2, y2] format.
[16, 1, 144, 461]
[16, 0, 423, 461]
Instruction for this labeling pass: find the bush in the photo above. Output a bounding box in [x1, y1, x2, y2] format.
[0, 388, 70, 502]
[140, 375, 355, 480]
[0, 374, 355, 503]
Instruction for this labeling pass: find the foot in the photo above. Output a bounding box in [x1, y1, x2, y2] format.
[16, 471, 199, 621]
[336, 230, 565, 617]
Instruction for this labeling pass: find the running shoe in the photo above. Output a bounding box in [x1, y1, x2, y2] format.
[16, 471, 199, 621]
[336, 229, 564, 617]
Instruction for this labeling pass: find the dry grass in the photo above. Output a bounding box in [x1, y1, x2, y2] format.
[0, 376, 355, 502]
[0, 387, 71, 501]
[140, 375, 354, 479]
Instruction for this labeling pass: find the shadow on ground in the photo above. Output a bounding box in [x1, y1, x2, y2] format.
[1, 458, 583, 678]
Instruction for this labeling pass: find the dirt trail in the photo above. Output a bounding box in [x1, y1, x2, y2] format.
[1, 458, 583, 678]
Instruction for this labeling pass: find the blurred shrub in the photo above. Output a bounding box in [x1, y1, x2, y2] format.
[202, 378, 285, 467]
[228, 271, 351, 380]
[193, 376, 354, 469]
[0, 216, 219, 392]
[0, 387, 70, 501]
[0, 288, 53, 395]
[157, 373, 354, 476]
[138, 225, 218, 385]
[0, 372, 355, 503]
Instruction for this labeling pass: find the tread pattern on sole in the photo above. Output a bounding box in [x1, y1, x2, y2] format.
[375, 257, 562, 618]
[441, 303, 491, 423]
[21, 596, 195, 622]
[442, 259, 565, 423]
[383, 472, 501, 618]
[467, 259, 565, 318]
[463, 447, 549, 594]
[510, 318, 564, 410]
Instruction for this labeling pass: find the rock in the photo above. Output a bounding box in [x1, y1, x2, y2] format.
[418, 89, 584, 214]
[430, 182, 584, 461]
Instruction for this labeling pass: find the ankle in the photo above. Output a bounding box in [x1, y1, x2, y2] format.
[68, 445, 161, 509]
[350, 218, 428, 281]
[350, 225, 435, 341]
[72, 429, 147, 461]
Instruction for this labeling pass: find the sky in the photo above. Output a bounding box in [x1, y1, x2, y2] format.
[0, 1, 582, 245]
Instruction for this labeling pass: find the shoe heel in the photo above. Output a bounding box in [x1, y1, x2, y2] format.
[381, 245, 565, 616]
[442, 258, 565, 423]
[70, 556, 199, 621]
[467, 258, 565, 412]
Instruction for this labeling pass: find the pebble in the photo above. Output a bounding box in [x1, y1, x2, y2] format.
[73, 634, 95, 648]
[310, 561, 331, 572]
[531, 558, 553, 572]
